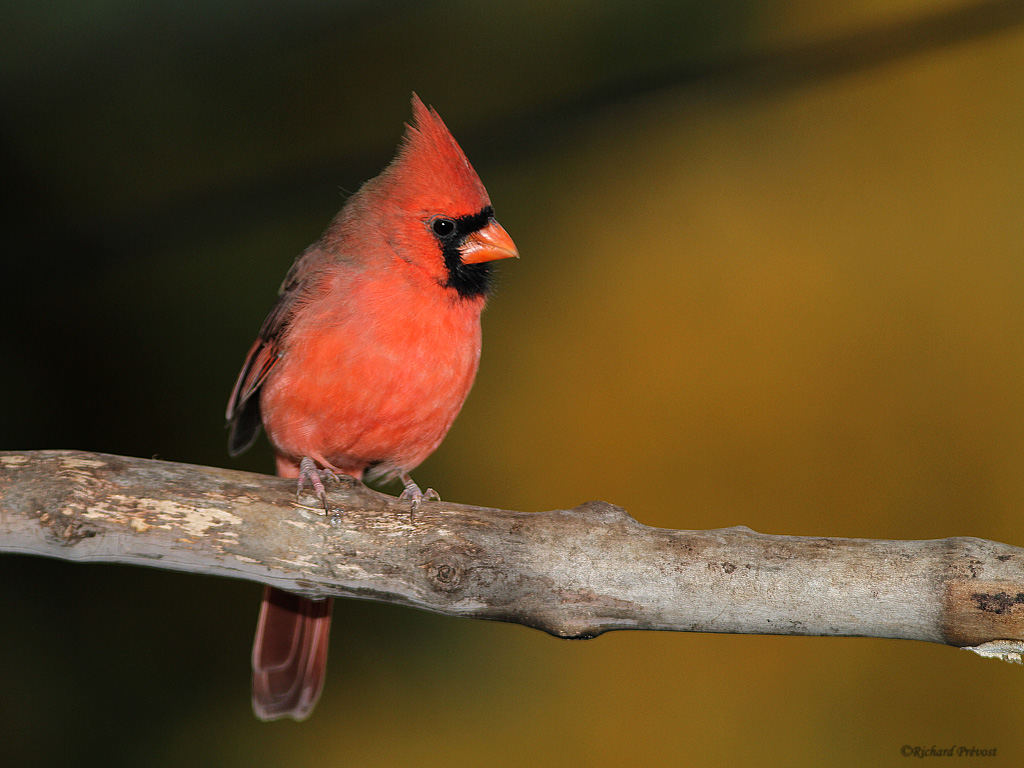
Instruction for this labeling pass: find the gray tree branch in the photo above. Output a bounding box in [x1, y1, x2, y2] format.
[2, 450, 1023, 664]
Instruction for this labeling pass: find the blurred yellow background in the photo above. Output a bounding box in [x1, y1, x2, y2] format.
[2, 1, 1022, 766]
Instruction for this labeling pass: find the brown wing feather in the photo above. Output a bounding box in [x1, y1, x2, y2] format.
[225, 245, 326, 456]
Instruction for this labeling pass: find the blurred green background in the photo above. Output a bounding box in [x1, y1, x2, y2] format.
[2, 0, 1023, 765]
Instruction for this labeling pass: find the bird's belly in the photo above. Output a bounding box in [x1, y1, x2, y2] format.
[259, 313, 481, 477]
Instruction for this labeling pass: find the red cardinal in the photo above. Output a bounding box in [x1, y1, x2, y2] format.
[225, 95, 517, 721]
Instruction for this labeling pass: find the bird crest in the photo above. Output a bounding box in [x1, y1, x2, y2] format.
[378, 94, 491, 217]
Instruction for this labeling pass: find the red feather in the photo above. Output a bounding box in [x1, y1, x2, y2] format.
[227, 95, 516, 721]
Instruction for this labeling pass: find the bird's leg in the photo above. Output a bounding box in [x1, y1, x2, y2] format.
[296, 457, 342, 512]
[399, 472, 440, 514]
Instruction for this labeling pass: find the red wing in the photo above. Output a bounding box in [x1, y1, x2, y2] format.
[226, 244, 324, 456]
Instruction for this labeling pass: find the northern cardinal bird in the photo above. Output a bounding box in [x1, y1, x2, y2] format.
[225, 95, 517, 721]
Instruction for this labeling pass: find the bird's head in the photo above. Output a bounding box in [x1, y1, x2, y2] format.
[342, 95, 518, 299]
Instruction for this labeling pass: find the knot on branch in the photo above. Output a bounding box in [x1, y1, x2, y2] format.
[569, 500, 637, 526]
[425, 556, 469, 593]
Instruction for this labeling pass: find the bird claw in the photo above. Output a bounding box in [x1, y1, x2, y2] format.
[399, 474, 440, 516]
[297, 457, 343, 512]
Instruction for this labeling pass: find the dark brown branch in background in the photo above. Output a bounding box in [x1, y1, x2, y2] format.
[492, 0, 1024, 155]
[95, 0, 1024, 245]
[2, 450, 1024, 664]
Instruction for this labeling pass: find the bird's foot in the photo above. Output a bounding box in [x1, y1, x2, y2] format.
[399, 473, 440, 516]
[297, 457, 343, 512]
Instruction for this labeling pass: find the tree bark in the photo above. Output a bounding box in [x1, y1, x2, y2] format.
[2, 449, 1023, 663]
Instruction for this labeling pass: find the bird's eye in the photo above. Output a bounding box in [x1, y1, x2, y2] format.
[431, 218, 456, 237]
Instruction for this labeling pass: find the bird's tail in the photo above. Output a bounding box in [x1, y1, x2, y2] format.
[252, 586, 333, 721]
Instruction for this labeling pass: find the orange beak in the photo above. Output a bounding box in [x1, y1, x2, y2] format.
[460, 220, 519, 264]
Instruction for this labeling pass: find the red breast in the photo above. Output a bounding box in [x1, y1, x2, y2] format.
[227, 94, 518, 481]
